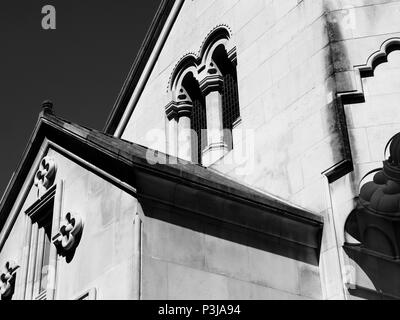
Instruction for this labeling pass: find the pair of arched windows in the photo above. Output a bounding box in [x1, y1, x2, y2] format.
[166, 27, 240, 166]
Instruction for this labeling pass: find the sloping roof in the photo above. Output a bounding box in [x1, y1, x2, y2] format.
[0, 108, 323, 265]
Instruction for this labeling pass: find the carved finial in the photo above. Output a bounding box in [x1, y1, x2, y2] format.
[41, 100, 54, 114]
[383, 133, 400, 182]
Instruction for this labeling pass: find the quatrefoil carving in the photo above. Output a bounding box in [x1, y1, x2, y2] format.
[0, 261, 19, 300]
[34, 156, 57, 197]
[53, 212, 84, 255]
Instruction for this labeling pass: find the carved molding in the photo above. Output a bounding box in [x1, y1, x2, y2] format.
[338, 37, 400, 101]
[345, 132, 400, 259]
[199, 74, 224, 95]
[168, 53, 198, 92]
[167, 24, 235, 92]
[53, 212, 84, 256]
[326, 38, 400, 183]
[0, 261, 19, 300]
[165, 100, 193, 120]
[198, 24, 233, 60]
[34, 156, 57, 197]
[357, 37, 400, 76]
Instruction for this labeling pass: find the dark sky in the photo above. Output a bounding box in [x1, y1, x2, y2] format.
[0, 0, 160, 195]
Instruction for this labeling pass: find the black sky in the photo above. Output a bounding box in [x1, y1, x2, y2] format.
[0, 1, 160, 195]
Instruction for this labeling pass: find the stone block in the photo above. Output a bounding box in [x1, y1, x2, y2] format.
[91, 259, 135, 300]
[319, 247, 345, 299]
[141, 256, 168, 300]
[233, 0, 265, 32]
[167, 263, 228, 299]
[247, 246, 301, 295]
[143, 217, 206, 270]
[348, 128, 371, 164]
[204, 230, 250, 281]
[299, 264, 323, 299]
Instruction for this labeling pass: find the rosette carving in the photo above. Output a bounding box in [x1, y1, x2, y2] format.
[0, 261, 19, 300]
[53, 212, 84, 257]
[34, 156, 57, 197]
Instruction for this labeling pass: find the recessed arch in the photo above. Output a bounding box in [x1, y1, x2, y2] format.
[357, 37, 400, 78]
[169, 53, 198, 92]
[332, 37, 400, 183]
[199, 25, 232, 64]
[165, 24, 238, 165]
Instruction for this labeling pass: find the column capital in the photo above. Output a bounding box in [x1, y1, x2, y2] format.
[165, 101, 178, 120]
[199, 74, 224, 96]
[165, 100, 193, 120]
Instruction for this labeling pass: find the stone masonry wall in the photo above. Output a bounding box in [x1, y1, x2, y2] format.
[119, 0, 400, 299]
[0, 148, 138, 300]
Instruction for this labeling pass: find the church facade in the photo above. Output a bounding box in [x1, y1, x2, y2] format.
[1, 0, 400, 300]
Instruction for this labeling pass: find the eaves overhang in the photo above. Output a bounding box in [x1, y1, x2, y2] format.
[0, 110, 324, 265]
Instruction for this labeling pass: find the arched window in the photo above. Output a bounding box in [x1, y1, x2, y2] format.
[166, 25, 240, 166]
[181, 73, 207, 164]
[212, 44, 240, 150]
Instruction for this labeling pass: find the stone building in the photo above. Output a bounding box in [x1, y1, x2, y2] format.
[1, 0, 400, 300]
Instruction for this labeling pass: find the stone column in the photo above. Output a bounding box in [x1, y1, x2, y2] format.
[25, 223, 39, 300]
[165, 100, 193, 162]
[177, 102, 193, 162]
[200, 72, 228, 166]
[165, 102, 178, 158]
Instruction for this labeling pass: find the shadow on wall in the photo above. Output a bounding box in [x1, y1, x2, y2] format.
[141, 198, 321, 265]
[344, 242, 400, 300]
[345, 205, 400, 300]
[322, 1, 355, 183]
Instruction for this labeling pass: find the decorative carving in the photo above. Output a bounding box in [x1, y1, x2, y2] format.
[199, 74, 224, 95]
[34, 156, 57, 197]
[165, 100, 193, 120]
[198, 24, 233, 59]
[343, 132, 400, 298]
[167, 25, 234, 92]
[0, 261, 19, 300]
[357, 37, 400, 77]
[53, 212, 84, 256]
[347, 132, 400, 259]
[168, 53, 197, 92]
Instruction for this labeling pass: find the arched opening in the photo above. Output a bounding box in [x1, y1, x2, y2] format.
[181, 73, 207, 164]
[212, 44, 240, 150]
[165, 26, 239, 166]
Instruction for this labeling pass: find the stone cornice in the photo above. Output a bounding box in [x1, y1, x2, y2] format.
[199, 74, 224, 95]
[165, 100, 193, 119]
[0, 111, 324, 265]
[165, 101, 178, 120]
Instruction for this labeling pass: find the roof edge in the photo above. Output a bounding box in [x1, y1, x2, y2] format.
[103, 0, 178, 135]
[0, 112, 324, 264]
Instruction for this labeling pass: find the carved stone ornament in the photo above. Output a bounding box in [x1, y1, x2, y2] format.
[0, 261, 19, 300]
[34, 156, 57, 196]
[351, 132, 400, 258]
[53, 212, 84, 255]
